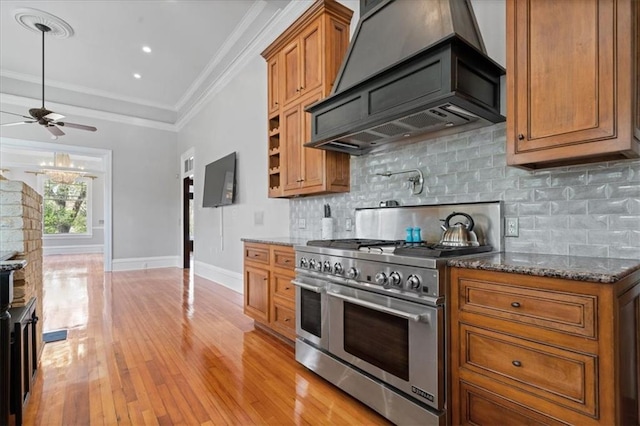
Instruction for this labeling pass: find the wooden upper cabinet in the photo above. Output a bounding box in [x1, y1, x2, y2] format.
[507, 0, 639, 168]
[282, 20, 323, 107]
[267, 56, 280, 115]
[261, 0, 353, 198]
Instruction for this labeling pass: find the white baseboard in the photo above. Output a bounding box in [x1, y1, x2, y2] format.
[111, 256, 180, 271]
[194, 260, 243, 294]
[44, 244, 104, 256]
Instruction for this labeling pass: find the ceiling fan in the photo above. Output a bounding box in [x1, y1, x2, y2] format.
[0, 22, 97, 139]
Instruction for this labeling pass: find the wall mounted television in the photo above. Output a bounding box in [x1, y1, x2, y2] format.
[202, 152, 236, 208]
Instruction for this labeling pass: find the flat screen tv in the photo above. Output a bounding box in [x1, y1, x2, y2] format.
[202, 152, 236, 208]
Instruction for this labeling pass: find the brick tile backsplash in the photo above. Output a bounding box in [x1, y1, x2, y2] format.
[290, 123, 640, 260]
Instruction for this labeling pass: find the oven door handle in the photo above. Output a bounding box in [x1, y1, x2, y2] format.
[327, 291, 430, 323]
[291, 280, 325, 293]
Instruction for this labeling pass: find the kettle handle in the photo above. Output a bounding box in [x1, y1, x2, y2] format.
[443, 211, 475, 231]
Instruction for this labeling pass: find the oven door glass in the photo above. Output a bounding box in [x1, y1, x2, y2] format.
[327, 284, 443, 410]
[293, 275, 328, 350]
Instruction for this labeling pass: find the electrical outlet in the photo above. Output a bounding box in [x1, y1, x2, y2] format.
[505, 217, 519, 237]
[345, 218, 353, 231]
[299, 219, 306, 229]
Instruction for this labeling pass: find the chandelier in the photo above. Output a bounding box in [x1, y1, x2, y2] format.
[41, 153, 85, 184]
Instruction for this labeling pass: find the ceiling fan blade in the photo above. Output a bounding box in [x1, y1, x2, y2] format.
[1, 121, 36, 127]
[0, 110, 33, 120]
[57, 121, 97, 132]
[46, 124, 65, 137]
[44, 112, 65, 121]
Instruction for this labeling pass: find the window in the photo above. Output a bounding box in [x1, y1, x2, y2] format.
[42, 178, 92, 236]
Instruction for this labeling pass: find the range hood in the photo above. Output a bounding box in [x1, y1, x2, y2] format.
[305, 0, 505, 155]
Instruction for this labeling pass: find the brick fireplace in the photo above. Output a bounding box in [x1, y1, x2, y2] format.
[0, 179, 43, 357]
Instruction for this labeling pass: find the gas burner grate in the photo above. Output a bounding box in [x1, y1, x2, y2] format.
[307, 239, 403, 250]
[393, 242, 493, 258]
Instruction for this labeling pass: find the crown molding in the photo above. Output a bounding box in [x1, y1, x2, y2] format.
[0, 93, 177, 132]
[174, 0, 267, 111]
[175, 0, 313, 130]
[0, 69, 175, 111]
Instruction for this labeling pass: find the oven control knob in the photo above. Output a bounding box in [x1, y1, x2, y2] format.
[334, 263, 343, 274]
[389, 272, 402, 287]
[300, 257, 308, 268]
[314, 260, 323, 272]
[347, 267, 359, 279]
[323, 261, 332, 272]
[407, 274, 421, 289]
[375, 272, 388, 285]
[309, 259, 317, 270]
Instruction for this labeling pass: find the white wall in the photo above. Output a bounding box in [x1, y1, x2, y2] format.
[177, 55, 290, 290]
[0, 102, 180, 265]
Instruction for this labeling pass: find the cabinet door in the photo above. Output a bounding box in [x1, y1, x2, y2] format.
[244, 266, 270, 323]
[281, 103, 303, 192]
[282, 39, 301, 106]
[300, 90, 324, 191]
[299, 20, 322, 96]
[267, 56, 280, 115]
[507, 0, 617, 163]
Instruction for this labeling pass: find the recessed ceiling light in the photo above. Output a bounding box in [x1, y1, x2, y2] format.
[133, 73, 142, 79]
[142, 46, 152, 53]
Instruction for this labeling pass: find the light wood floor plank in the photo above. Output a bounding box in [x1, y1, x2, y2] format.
[19, 254, 392, 425]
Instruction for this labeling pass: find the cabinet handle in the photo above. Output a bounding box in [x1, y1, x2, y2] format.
[296, 178, 304, 183]
[263, 277, 268, 281]
[275, 101, 278, 105]
[518, 133, 525, 140]
[284, 259, 290, 263]
[511, 302, 521, 308]
[512, 360, 522, 367]
[285, 318, 291, 322]
[295, 88, 300, 93]
[299, 86, 304, 90]
[285, 286, 290, 290]
[253, 253, 259, 257]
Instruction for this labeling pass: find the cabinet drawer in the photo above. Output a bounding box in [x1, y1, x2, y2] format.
[272, 247, 295, 270]
[459, 323, 597, 417]
[272, 303, 296, 340]
[244, 244, 269, 265]
[459, 278, 596, 338]
[273, 272, 295, 301]
[459, 381, 569, 426]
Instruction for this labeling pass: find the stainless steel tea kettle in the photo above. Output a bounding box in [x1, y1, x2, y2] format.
[439, 212, 479, 247]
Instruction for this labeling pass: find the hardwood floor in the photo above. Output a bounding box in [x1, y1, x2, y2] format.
[21, 254, 391, 425]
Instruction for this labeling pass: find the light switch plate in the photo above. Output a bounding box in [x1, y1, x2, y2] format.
[299, 219, 306, 229]
[254, 211, 264, 225]
[505, 217, 519, 237]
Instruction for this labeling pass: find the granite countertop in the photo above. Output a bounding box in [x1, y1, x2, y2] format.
[448, 252, 640, 284]
[241, 237, 308, 247]
[0, 259, 27, 272]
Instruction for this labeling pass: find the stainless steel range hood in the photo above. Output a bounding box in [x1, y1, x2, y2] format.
[305, 0, 505, 156]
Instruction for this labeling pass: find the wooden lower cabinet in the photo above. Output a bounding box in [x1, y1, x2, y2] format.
[243, 242, 296, 342]
[450, 267, 640, 425]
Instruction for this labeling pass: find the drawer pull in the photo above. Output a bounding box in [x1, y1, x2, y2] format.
[512, 360, 522, 367]
[285, 287, 290, 291]
[284, 318, 291, 322]
[253, 253, 259, 257]
[511, 302, 521, 308]
[284, 259, 290, 263]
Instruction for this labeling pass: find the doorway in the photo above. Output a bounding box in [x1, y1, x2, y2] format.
[183, 176, 193, 268]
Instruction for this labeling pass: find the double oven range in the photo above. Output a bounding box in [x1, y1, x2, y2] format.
[293, 202, 502, 425]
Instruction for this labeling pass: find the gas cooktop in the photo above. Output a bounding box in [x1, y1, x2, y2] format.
[306, 239, 492, 258]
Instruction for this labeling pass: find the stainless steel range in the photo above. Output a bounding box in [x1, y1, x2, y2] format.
[293, 202, 503, 425]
